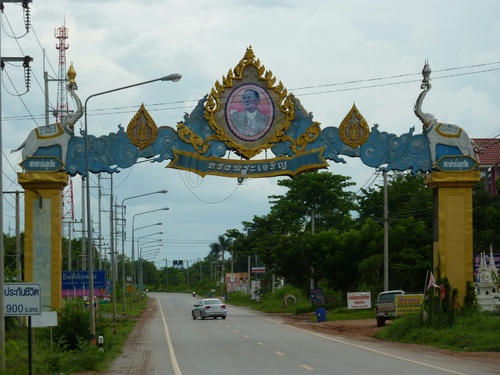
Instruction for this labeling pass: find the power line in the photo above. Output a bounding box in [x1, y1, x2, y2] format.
[3, 63, 500, 123]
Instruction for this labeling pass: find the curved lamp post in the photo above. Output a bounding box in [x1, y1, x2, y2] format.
[120, 190, 167, 316]
[84, 73, 181, 344]
[132, 208, 168, 291]
[127, 222, 162, 308]
[136, 232, 163, 295]
[139, 245, 164, 292]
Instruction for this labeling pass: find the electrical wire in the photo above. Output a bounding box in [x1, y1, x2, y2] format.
[3, 63, 500, 122]
[178, 169, 240, 204]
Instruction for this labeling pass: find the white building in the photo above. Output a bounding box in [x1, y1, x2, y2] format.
[475, 247, 500, 311]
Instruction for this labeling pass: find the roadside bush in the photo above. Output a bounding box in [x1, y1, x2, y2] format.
[226, 291, 251, 305]
[377, 311, 500, 351]
[51, 300, 90, 350]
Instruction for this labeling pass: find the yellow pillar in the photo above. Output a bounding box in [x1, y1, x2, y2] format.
[18, 172, 68, 311]
[424, 171, 480, 302]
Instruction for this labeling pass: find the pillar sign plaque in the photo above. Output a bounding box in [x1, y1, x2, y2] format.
[20, 156, 64, 173]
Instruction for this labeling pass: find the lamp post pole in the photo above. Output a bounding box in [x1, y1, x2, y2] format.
[128, 221, 162, 308]
[120, 190, 167, 316]
[139, 243, 164, 293]
[197, 257, 202, 282]
[164, 258, 168, 291]
[140, 248, 162, 288]
[84, 73, 181, 344]
[136, 234, 163, 296]
[131, 208, 169, 304]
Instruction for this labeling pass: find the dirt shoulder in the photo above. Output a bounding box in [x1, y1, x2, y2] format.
[278, 314, 500, 366]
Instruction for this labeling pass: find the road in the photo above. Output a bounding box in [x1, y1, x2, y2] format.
[104, 293, 499, 375]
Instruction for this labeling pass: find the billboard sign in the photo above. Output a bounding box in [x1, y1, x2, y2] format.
[347, 292, 372, 309]
[395, 294, 424, 316]
[62, 270, 107, 290]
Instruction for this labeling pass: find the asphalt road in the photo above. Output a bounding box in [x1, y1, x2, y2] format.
[104, 293, 499, 375]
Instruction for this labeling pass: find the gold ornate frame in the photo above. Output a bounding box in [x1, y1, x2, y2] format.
[204, 46, 295, 159]
[339, 104, 370, 149]
[127, 104, 158, 149]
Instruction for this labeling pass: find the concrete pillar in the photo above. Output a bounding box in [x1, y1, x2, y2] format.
[425, 170, 480, 302]
[18, 172, 68, 311]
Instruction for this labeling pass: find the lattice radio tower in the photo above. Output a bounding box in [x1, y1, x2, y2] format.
[55, 20, 69, 123]
[55, 21, 75, 222]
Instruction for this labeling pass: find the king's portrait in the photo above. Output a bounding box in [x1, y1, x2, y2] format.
[226, 84, 274, 141]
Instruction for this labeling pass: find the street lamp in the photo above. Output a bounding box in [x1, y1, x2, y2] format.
[131, 208, 169, 292]
[164, 258, 168, 291]
[137, 238, 163, 295]
[127, 222, 162, 308]
[120, 190, 167, 316]
[197, 257, 202, 282]
[139, 244, 164, 293]
[84, 73, 181, 344]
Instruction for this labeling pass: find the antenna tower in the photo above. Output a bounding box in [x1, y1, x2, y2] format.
[55, 21, 75, 223]
[55, 21, 69, 123]
[62, 179, 75, 221]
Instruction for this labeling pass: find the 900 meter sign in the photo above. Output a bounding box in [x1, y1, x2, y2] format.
[3, 283, 42, 316]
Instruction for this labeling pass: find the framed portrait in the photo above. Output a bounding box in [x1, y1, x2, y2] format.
[225, 84, 274, 141]
[205, 47, 295, 159]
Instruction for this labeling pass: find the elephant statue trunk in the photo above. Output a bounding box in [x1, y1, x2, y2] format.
[413, 61, 475, 164]
[11, 65, 84, 166]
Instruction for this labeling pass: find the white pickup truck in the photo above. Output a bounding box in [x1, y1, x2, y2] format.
[375, 290, 405, 327]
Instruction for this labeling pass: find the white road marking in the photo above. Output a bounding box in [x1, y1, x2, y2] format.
[230, 307, 468, 375]
[302, 330, 468, 375]
[159, 299, 182, 375]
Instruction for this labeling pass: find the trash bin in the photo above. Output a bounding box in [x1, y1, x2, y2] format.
[316, 307, 326, 322]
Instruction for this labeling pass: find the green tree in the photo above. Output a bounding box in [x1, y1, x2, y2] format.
[358, 172, 433, 291]
[269, 171, 357, 233]
[472, 184, 500, 251]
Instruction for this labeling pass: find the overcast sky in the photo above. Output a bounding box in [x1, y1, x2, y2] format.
[2, 1, 499, 269]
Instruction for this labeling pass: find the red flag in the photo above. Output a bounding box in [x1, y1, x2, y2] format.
[426, 272, 439, 290]
[440, 284, 446, 300]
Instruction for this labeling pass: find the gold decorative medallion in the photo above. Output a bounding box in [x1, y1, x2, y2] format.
[339, 104, 370, 149]
[204, 46, 295, 159]
[127, 104, 158, 149]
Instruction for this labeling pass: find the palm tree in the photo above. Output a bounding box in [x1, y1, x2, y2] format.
[209, 235, 232, 295]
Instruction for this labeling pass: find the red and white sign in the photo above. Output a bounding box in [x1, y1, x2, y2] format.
[347, 292, 371, 309]
[251, 266, 266, 274]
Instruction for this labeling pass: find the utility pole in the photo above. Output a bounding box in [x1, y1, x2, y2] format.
[0, 1, 33, 371]
[164, 258, 168, 290]
[221, 246, 225, 296]
[4, 191, 22, 280]
[383, 171, 389, 291]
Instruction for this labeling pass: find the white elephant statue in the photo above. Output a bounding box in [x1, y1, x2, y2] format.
[414, 61, 475, 164]
[12, 77, 83, 165]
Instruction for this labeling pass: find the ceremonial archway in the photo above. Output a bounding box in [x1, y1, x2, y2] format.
[16, 47, 478, 312]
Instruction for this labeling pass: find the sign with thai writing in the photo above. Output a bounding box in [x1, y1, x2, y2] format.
[61, 270, 107, 290]
[168, 148, 328, 178]
[20, 156, 64, 172]
[435, 155, 477, 172]
[395, 294, 424, 316]
[4, 282, 42, 316]
[347, 292, 371, 309]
